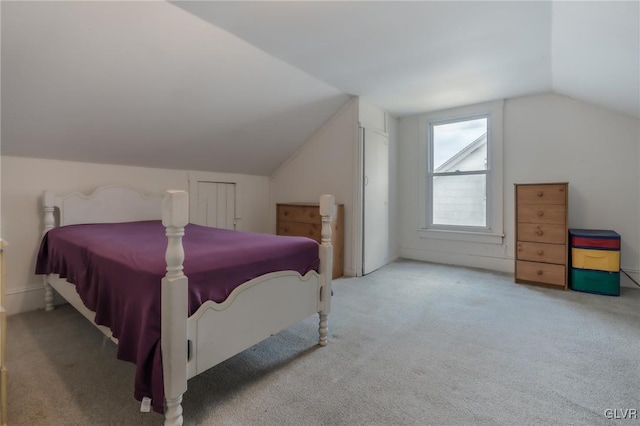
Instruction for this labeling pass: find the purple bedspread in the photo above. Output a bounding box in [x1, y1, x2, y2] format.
[35, 221, 319, 413]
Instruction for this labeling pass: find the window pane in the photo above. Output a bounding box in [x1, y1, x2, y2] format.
[433, 118, 487, 172]
[432, 174, 486, 227]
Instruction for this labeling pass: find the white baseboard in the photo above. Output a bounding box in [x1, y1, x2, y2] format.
[400, 248, 513, 274]
[342, 253, 400, 278]
[342, 267, 357, 278]
[620, 267, 639, 289]
[6, 284, 67, 316]
[6, 285, 45, 316]
[400, 249, 640, 291]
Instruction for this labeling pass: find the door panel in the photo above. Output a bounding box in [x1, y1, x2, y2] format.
[195, 182, 236, 229]
[363, 128, 389, 274]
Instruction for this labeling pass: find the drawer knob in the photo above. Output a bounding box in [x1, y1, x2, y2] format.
[536, 270, 543, 276]
[283, 227, 288, 232]
[535, 227, 544, 236]
[537, 210, 544, 217]
[537, 191, 544, 197]
[537, 250, 544, 255]
[284, 211, 289, 216]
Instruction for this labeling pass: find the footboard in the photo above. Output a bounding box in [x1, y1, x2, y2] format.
[187, 270, 321, 378]
[185, 193, 335, 379]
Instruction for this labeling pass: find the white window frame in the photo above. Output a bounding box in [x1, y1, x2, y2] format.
[418, 100, 504, 244]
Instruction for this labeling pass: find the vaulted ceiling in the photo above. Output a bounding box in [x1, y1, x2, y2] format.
[2, 1, 638, 176]
[176, 1, 639, 118]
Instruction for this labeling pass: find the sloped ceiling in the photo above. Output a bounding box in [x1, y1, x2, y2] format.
[1, 1, 350, 175]
[2, 1, 638, 177]
[177, 1, 552, 117]
[176, 0, 639, 119]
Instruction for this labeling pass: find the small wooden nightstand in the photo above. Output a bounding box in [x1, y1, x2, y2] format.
[276, 203, 344, 279]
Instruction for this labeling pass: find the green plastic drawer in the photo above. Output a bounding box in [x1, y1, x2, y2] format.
[570, 268, 619, 296]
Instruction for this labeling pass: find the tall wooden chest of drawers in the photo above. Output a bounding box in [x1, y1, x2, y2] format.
[515, 183, 569, 289]
[277, 203, 344, 279]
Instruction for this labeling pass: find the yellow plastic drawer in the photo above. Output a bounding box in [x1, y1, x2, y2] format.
[571, 248, 619, 272]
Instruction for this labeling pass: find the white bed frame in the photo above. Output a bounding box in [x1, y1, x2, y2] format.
[42, 186, 333, 425]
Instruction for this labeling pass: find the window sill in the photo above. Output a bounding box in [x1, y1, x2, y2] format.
[418, 228, 504, 245]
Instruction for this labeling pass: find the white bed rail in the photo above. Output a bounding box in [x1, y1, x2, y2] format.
[318, 194, 334, 346]
[161, 190, 189, 426]
[43, 191, 56, 312]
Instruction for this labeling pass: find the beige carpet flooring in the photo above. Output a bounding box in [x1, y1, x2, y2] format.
[7, 260, 640, 425]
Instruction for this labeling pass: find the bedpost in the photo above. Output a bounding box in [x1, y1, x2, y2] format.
[43, 191, 56, 311]
[318, 194, 334, 346]
[161, 190, 189, 426]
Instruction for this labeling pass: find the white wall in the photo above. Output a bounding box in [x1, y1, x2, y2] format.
[399, 111, 509, 272]
[504, 93, 639, 287]
[270, 98, 359, 276]
[551, 1, 640, 118]
[387, 114, 400, 262]
[270, 97, 400, 277]
[399, 93, 640, 287]
[1, 156, 269, 315]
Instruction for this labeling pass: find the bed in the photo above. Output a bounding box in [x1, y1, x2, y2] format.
[36, 186, 334, 425]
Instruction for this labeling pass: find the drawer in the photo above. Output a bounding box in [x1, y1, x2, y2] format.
[571, 236, 620, 250]
[516, 261, 566, 286]
[277, 205, 319, 224]
[517, 204, 566, 224]
[517, 184, 567, 205]
[517, 242, 566, 264]
[517, 223, 566, 244]
[569, 229, 620, 250]
[570, 268, 619, 296]
[278, 221, 321, 243]
[571, 248, 619, 272]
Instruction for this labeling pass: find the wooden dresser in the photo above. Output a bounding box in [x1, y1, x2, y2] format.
[515, 183, 568, 289]
[276, 203, 344, 279]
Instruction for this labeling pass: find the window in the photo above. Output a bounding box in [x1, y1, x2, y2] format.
[430, 117, 488, 228]
[419, 101, 503, 244]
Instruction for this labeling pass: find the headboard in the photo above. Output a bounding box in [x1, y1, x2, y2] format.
[43, 186, 163, 227]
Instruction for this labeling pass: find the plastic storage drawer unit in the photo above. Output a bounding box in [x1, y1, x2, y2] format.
[569, 229, 620, 296]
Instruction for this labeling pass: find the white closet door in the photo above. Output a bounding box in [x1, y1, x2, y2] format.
[363, 128, 389, 274]
[194, 182, 236, 229]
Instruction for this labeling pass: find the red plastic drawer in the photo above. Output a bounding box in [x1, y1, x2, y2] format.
[571, 236, 620, 250]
